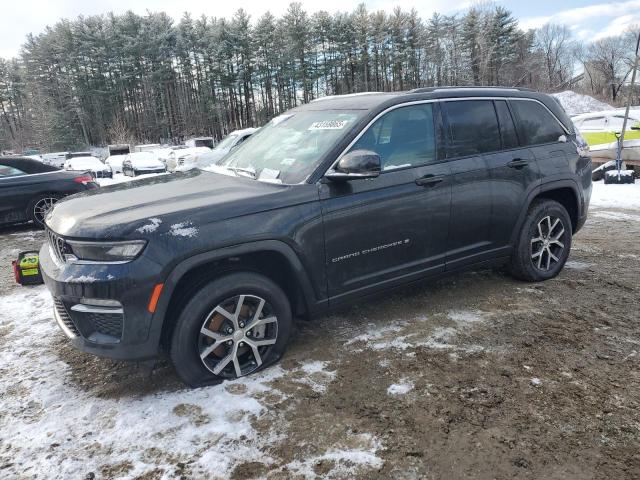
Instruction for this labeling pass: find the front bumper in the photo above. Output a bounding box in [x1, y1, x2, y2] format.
[40, 240, 166, 361]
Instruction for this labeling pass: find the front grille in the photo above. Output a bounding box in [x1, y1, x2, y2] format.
[53, 297, 80, 337]
[46, 229, 72, 263]
[89, 312, 123, 338]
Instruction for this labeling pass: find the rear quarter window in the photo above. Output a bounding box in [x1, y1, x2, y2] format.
[511, 100, 566, 146]
[0, 164, 26, 177]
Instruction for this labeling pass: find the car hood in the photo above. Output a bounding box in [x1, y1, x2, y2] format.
[46, 169, 315, 239]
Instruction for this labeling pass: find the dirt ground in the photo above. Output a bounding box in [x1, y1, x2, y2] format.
[0, 199, 639, 479]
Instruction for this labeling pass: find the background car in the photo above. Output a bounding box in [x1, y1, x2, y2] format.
[168, 146, 212, 172]
[122, 151, 166, 176]
[0, 156, 98, 227]
[151, 147, 177, 168]
[190, 129, 257, 171]
[64, 156, 113, 179]
[42, 152, 69, 168]
[105, 154, 126, 174]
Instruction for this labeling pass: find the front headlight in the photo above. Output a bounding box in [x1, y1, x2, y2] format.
[66, 240, 147, 263]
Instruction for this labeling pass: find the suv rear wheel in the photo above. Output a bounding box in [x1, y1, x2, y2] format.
[170, 272, 292, 387]
[509, 199, 572, 282]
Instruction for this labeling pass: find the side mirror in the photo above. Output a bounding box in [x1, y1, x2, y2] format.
[325, 149, 381, 181]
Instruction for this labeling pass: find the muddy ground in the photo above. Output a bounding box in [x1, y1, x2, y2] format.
[0, 201, 639, 479]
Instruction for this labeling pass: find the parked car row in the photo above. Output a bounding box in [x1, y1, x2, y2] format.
[0, 129, 259, 229]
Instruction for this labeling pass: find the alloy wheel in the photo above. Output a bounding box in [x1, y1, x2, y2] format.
[198, 294, 278, 378]
[530, 215, 566, 271]
[33, 197, 58, 224]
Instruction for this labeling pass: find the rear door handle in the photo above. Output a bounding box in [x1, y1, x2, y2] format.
[415, 174, 444, 187]
[507, 158, 529, 169]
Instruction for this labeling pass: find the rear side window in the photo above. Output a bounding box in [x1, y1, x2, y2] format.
[350, 103, 437, 170]
[495, 101, 519, 149]
[511, 100, 565, 146]
[442, 100, 501, 157]
[0, 164, 25, 177]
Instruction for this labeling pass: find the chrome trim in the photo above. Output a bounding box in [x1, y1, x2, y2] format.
[54, 306, 77, 339]
[70, 304, 124, 315]
[324, 96, 571, 176]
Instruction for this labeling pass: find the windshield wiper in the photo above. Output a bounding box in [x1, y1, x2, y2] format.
[227, 166, 257, 179]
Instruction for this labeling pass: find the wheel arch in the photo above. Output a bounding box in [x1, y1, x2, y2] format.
[153, 240, 323, 348]
[511, 180, 581, 245]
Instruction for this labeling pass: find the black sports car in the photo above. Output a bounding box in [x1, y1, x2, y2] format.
[0, 157, 99, 228]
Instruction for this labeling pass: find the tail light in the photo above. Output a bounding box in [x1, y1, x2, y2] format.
[74, 174, 93, 185]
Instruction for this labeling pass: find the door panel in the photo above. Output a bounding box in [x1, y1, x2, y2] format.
[484, 148, 538, 249]
[445, 155, 493, 267]
[320, 163, 450, 300]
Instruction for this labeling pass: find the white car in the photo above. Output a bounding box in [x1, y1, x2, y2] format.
[121, 151, 166, 177]
[151, 148, 177, 167]
[64, 156, 112, 178]
[168, 147, 212, 172]
[105, 155, 128, 174]
[173, 129, 257, 172]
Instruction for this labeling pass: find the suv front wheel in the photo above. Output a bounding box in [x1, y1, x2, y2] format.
[509, 199, 572, 282]
[170, 272, 292, 387]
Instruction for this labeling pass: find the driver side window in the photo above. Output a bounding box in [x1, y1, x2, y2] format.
[349, 104, 438, 171]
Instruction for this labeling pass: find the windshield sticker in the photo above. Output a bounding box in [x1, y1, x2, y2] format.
[308, 120, 349, 130]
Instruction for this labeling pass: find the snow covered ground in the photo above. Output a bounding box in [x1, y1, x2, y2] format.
[0, 285, 381, 479]
[590, 180, 640, 210]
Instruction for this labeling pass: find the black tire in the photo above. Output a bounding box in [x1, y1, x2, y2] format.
[27, 194, 61, 228]
[508, 199, 572, 282]
[170, 272, 292, 387]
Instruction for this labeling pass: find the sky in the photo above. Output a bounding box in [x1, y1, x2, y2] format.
[1, 0, 639, 59]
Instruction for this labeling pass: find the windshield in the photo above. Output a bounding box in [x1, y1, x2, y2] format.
[215, 134, 238, 151]
[218, 110, 363, 184]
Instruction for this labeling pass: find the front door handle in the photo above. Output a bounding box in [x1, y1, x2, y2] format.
[507, 158, 529, 169]
[415, 174, 444, 187]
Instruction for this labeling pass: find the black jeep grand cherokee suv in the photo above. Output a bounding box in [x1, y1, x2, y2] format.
[41, 87, 591, 386]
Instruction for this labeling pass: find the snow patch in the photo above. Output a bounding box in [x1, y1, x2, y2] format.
[0, 287, 291, 478]
[565, 260, 592, 270]
[294, 360, 337, 393]
[284, 433, 383, 478]
[136, 217, 162, 233]
[591, 181, 640, 209]
[447, 310, 484, 325]
[169, 222, 199, 238]
[387, 379, 414, 395]
[593, 211, 640, 222]
[63, 275, 98, 283]
[552, 91, 612, 115]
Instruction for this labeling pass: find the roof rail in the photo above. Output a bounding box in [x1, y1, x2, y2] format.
[408, 86, 536, 94]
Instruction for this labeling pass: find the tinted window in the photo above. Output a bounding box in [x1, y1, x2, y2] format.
[443, 100, 501, 157]
[511, 100, 565, 146]
[495, 101, 519, 149]
[350, 104, 437, 170]
[0, 165, 25, 177]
